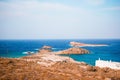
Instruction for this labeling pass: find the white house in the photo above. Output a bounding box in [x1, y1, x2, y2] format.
[95, 58, 120, 70]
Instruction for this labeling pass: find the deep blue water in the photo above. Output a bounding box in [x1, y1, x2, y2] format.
[0, 39, 120, 66]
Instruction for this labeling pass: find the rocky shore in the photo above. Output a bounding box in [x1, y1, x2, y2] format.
[21, 52, 76, 67]
[21, 47, 87, 67]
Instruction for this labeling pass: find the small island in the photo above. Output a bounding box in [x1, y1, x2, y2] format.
[70, 41, 108, 47]
[55, 47, 89, 54]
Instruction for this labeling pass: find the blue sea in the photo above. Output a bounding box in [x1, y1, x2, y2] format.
[0, 39, 120, 66]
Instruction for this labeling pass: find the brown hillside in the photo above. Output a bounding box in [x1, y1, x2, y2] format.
[0, 58, 120, 80]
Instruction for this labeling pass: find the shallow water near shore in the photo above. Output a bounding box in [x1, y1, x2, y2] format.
[0, 39, 120, 66]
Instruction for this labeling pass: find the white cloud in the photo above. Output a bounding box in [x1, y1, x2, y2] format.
[0, 1, 76, 11]
[0, 0, 89, 17]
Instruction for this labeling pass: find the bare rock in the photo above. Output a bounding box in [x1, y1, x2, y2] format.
[42, 45, 52, 49]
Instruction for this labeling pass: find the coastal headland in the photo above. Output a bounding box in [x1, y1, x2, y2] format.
[0, 45, 120, 80]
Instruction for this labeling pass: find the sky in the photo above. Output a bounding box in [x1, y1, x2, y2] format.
[0, 0, 120, 39]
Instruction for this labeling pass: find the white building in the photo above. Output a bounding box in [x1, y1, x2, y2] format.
[95, 58, 120, 70]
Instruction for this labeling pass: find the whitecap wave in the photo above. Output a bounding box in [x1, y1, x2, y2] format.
[22, 51, 34, 54]
[22, 52, 28, 54]
[35, 48, 39, 50]
[52, 48, 57, 50]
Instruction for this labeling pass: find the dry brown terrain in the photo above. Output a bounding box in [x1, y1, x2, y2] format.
[0, 58, 120, 80]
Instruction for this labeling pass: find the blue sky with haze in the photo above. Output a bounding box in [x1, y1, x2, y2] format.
[0, 0, 120, 39]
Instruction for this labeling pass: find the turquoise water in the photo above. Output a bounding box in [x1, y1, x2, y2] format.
[0, 39, 120, 66]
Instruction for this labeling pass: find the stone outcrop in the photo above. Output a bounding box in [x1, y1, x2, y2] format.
[42, 45, 52, 49]
[55, 48, 89, 54]
[38, 45, 52, 53]
[70, 41, 86, 47]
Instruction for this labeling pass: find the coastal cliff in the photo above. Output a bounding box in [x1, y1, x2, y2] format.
[55, 47, 89, 54]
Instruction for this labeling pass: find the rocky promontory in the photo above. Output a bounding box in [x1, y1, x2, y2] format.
[55, 47, 89, 54]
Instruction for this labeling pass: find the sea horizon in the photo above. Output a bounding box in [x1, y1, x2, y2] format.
[0, 38, 120, 40]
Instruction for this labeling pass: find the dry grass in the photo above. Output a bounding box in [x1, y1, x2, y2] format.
[0, 58, 120, 80]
